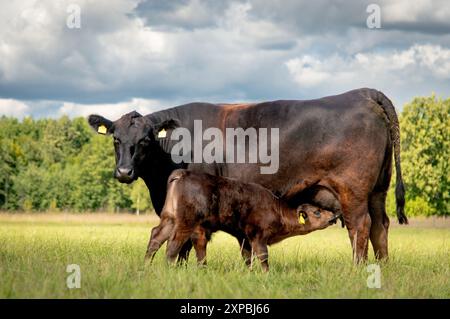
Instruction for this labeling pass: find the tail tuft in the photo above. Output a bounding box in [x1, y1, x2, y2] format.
[396, 179, 408, 224]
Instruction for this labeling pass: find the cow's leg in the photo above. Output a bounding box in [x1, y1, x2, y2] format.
[369, 192, 390, 260]
[145, 218, 174, 263]
[176, 241, 193, 265]
[166, 227, 195, 265]
[369, 146, 392, 261]
[250, 237, 269, 272]
[237, 237, 252, 268]
[341, 194, 371, 264]
[191, 226, 208, 266]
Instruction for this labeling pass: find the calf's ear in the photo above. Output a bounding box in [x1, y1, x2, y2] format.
[88, 115, 113, 135]
[153, 119, 180, 139]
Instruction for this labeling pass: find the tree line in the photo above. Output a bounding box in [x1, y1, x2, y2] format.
[0, 95, 448, 216]
[0, 116, 151, 213]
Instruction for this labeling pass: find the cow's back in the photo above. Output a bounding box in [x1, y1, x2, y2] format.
[214, 88, 390, 197]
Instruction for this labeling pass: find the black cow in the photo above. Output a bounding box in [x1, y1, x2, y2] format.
[88, 88, 407, 263]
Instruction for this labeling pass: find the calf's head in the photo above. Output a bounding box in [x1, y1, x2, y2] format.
[297, 204, 339, 231]
[88, 111, 178, 184]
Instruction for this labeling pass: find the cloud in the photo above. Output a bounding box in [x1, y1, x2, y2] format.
[139, 0, 450, 35]
[0, 0, 450, 117]
[0, 0, 168, 102]
[0, 98, 164, 119]
[382, 0, 450, 34]
[244, 0, 450, 35]
[0, 99, 30, 118]
[285, 56, 332, 88]
[58, 98, 163, 120]
[135, 0, 228, 30]
[286, 44, 450, 86]
[285, 44, 450, 104]
[1, 1, 299, 103]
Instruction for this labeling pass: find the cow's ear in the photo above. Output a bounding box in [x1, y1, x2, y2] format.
[153, 119, 180, 139]
[88, 115, 113, 135]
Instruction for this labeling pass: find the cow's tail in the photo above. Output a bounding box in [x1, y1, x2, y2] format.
[370, 89, 408, 224]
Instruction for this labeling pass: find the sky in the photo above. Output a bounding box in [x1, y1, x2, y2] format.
[0, 0, 449, 120]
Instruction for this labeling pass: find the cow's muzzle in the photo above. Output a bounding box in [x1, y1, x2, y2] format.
[115, 167, 136, 184]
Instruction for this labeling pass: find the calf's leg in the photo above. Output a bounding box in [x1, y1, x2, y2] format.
[166, 227, 195, 265]
[237, 237, 252, 267]
[192, 226, 208, 266]
[250, 237, 269, 272]
[145, 217, 174, 263]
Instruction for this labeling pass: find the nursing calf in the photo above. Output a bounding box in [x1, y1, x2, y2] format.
[145, 169, 340, 271]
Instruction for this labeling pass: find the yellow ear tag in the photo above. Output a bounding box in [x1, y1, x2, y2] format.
[98, 125, 107, 135]
[158, 129, 167, 138]
[299, 214, 306, 225]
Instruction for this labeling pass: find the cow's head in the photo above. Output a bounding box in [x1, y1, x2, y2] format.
[88, 111, 178, 184]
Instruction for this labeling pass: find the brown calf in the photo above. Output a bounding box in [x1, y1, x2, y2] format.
[145, 169, 340, 271]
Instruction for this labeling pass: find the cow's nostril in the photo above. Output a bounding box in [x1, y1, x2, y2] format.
[118, 168, 133, 177]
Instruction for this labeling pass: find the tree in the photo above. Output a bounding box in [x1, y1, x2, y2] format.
[0, 116, 135, 212]
[388, 95, 450, 216]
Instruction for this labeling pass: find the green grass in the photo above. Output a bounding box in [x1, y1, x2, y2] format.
[0, 214, 448, 299]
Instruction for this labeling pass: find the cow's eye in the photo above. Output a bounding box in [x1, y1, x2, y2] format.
[314, 210, 321, 217]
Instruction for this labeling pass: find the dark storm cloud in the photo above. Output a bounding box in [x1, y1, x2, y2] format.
[136, 0, 450, 35]
[0, 0, 449, 118]
[135, 0, 228, 30]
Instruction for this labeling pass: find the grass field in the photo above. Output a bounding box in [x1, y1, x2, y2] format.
[0, 213, 448, 299]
